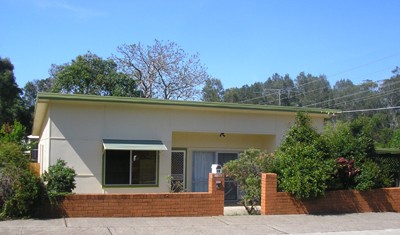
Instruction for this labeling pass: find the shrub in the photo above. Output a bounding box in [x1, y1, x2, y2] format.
[324, 118, 393, 190]
[275, 112, 335, 199]
[355, 161, 392, 191]
[42, 159, 76, 196]
[0, 142, 29, 168]
[165, 175, 185, 193]
[223, 149, 276, 214]
[389, 129, 400, 148]
[0, 166, 41, 218]
[0, 142, 41, 219]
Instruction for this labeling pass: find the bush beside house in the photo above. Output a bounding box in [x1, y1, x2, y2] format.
[225, 112, 395, 214]
[0, 121, 76, 219]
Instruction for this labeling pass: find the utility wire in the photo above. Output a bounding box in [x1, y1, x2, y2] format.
[341, 106, 400, 113]
[332, 88, 398, 109]
[304, 78, 400, 108]
[238, 53, 400, 104]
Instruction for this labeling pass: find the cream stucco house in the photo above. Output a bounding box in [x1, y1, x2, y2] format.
[32, 93, 338, 199]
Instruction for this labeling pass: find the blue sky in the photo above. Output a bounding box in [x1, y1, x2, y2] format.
[1, 0, 399, 90]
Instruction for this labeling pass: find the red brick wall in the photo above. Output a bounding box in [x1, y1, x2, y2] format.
[37, 173, 224, 217]
[261, 173, 400, 215]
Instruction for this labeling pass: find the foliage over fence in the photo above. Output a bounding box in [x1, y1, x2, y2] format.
[223, 149, 275, 214]
[224, 112, 396, 214]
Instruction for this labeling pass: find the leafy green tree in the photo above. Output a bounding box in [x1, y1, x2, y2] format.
[296, 72, 332, 107]
[275, 113, 335, 198]
[0, 57, 23, 126]
[51, 52, 138, 97]
[223, 149, 276, 214]
[114, 40, 210, 100]
[22, 78, 53, 108]
[201, 78, 224, 102]
[264, 73, 297, 106]
[379, 68, 400, 129]
[224, 82, 265, 104]
[0, 121, 27, 145]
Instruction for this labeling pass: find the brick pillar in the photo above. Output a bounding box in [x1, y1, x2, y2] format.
[261, 173, 278, 215]
[208, 173, 225, 215]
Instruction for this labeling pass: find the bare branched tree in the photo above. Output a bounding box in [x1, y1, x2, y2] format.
[113, 40, 210, 100]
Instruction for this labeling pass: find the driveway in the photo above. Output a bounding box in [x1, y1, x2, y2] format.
[0, 212, 399, 234]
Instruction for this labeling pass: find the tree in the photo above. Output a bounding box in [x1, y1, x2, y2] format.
[114, 40, 210, 100]
[51, 52, 138, 97]
[295, 72, 332, 107]
[275, 113, 335, 198]
[22, 78, 54, 109]
[0, 57, 23, 127]
[223, 149, 276, 214]
[201, 78, 224, 102]
[264, 73, 296, 106]
[379, 68, 400, 129]
[224, 82, 265, 104]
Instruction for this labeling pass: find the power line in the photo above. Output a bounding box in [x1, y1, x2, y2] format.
[237, 53, 400, 105]
[304, 78, 400, 108]
[341, 106, 400, 113]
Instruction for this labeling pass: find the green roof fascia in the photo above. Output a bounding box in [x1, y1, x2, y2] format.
[36, 92, 341, 115]
[375, 147, 400, 155]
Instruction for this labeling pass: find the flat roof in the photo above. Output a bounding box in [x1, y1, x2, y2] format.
[32, 93, 341, 136]
[36, 92, 340, 114]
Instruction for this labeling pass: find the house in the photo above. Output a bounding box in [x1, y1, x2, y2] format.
[32, 93, 338, 199]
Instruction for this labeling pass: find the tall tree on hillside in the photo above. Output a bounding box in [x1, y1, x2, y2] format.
[296, 72, 331, 107]
[224, 82, 265, 104]
[264, 73, 296, 106]
[379, 67, 400, 129]
[331, 79, 359, 119]
[51, 52, 138, 96]
[201, 78, 224, 102]
[0, 57, 27, 128]
[114, 40, 210, 100]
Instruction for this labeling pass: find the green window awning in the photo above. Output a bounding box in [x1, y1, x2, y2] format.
[103, 139, 168, 151]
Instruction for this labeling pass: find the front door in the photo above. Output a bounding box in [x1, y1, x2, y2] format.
[192, 151, 238, 201]
[217, 153, 238, 201]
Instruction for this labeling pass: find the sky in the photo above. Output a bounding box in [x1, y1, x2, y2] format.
[1, 0, 400, 90]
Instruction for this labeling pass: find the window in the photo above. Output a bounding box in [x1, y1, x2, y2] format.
[104, 150, 158, 186]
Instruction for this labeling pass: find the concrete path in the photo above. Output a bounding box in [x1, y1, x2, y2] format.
[0, 212, 399, 234]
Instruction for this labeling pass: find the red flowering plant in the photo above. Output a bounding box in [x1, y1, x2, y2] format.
[333, 157, 360, 189]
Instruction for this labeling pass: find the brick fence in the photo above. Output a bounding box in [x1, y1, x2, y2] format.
[36, 173, 224, 218]
[261, 173, 400, 215]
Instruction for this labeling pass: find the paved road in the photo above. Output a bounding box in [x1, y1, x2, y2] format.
[0, 212, 399, 234]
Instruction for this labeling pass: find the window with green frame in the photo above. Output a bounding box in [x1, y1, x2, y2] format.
[104, 150, 158, 186]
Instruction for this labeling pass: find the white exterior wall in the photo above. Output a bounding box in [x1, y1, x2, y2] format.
[44, 101, 326, 194]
